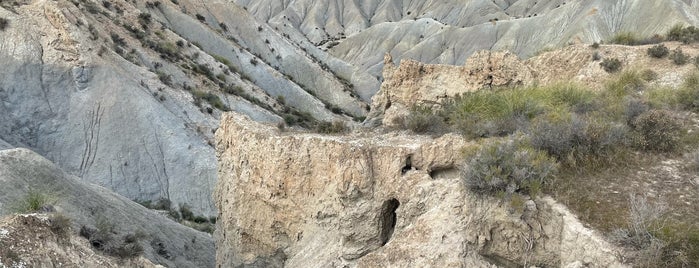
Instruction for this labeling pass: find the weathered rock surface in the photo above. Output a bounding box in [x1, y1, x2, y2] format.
[0, 214, 161, 268]
[215, 113, 627, 267]
[0, 148, 215, 267]
[368, 42, 699, 127]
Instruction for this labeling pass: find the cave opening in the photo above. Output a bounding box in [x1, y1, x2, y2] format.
[379, 198, 400, 246]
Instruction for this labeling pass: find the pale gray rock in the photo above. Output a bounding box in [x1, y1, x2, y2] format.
[0, 148, 215, 268]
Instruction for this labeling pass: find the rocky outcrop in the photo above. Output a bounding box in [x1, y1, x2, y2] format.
[0, 214, 160, 268]
[0, 148, 215, 267]
[368, 51, 533, 126]
[214, 113, 627, 267]
[368, 42, 699, 127]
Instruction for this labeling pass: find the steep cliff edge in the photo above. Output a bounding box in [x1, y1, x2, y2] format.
[214, 113, 626, 267]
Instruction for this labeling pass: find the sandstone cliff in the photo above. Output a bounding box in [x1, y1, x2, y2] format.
[215, 113, 626, 267]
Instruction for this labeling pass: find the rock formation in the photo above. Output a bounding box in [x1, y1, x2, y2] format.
[368, 42, 699, 127]
[2, 0, 698, 218]
[0, 214, 160, 268]
[214, 113, 627, 267]
[0, 148, 215, 267]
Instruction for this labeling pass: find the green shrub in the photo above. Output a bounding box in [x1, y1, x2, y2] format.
[609, 32, 639, 45]
[462, 138, 557, 196]
[676, 72, 699, 111]
[315, 120, 348, 134]
[670, 48, 689, 65]
[666, 24, 699, 44]
[528, 114, 628, 164]
[600, 58, 622, 73]
[213, 55, 231, 66]
[445, 84, 594, 138]
[0, 17, 8, 31]
[631, 109, 681, 152]
[604, 70, 645, 98]
[647, 44, 669, 58]
[14, 190, 53, 213]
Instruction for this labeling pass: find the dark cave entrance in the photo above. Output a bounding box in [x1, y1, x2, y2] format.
[379, 198, 400, 246]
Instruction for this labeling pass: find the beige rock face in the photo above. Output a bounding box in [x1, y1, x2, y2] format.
[214, 113, 627, 267]
[369, 51, 533, 127]
[369, 43, 699, 127]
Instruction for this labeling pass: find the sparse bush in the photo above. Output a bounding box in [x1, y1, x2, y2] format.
[590, 42, 600, 49]
[402, 106, 446, 134]
[179, 203, 194, 221]
[647, 44, 669, 58]
[152, 42, 180, 61]
[14, 190, 53, 213]
[670, 48, 689, 65]
[616, 195, 667, 249]
[195, 14, 205, 22]
[193, 91, 229, 111]
[624, 97, 649, 124]
[157, 71, 172, 86]
[666, 24, 699, 44]
[462, 138, 557, 196]
[676, 72, 699, 111]
[249, 58, 258, 66]
[0, 17, 8, 31]
[80, 217, 144, 259]
[213, 54, 231, 66]
[609, 32, 662, 46]
[600, 58, 622, 73]
[315, 120, 348, 134]
[631, 109, 681, 152]
[609, 32, 639, 45]
[529, 114, 628, 164]
[137, 12, 152, 27]
[591, 51, 601, 61]
[110, 33, 126, 47]
[604, 70, 645, 97]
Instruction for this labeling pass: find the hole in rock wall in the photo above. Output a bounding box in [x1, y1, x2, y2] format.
[401, 155, 412, 175]
[379, 198, 400, 246]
